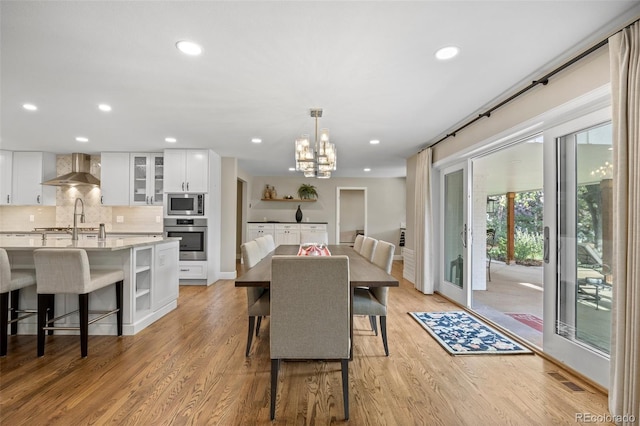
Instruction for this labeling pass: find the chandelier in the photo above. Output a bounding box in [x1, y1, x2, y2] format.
[295, 108, 337, 178]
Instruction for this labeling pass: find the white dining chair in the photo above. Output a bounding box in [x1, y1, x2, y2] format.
[353, 240, 395, 356]
[359, 236, 378, 262]
[353, 234, 365, 252]
[241, 240, 269, 356]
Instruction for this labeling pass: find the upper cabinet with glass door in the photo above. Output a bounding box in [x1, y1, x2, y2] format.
[130, 153, 163, 206]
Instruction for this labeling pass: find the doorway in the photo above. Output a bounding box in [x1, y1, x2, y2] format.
[470, 135, 544, 348]
[336, 187, 366, 245]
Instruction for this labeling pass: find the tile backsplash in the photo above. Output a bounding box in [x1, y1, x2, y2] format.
[0, 154, 163, 233]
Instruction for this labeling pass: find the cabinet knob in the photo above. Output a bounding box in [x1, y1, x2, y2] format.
[182, 182, 185, 191]
[37, 195, 41, 204]
[6, 195, 9, 204]
[186, 182, 189, 191]
[100, 196, 104, 205]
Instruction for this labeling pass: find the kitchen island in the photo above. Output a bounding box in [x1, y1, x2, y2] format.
[1, 236, 180, 335]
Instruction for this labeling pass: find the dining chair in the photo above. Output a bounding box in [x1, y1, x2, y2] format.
[353, 234, 364, 252]
[300, 230, 329, 245]
[263, 234, 276, 251]
[254, 236, 271, 257]
[359, 236, 378, 262]
[270, 255, 350, 420]
[1, 248, 37, 356]
[240, 240, 270, 356]
[353, 240, 395, 356]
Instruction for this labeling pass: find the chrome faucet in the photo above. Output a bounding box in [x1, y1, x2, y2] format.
[72, 197, 85, 241]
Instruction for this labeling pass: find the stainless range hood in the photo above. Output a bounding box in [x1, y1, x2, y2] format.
[42, 153, 101, 187]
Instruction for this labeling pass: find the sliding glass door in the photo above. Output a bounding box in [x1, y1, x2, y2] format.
[439, 162, 470, 305]
[544, 109, 612, 387]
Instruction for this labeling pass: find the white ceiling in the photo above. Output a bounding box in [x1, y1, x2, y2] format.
[1, 1, 638, 178]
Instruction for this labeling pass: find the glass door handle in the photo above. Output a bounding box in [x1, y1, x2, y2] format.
[460, 224, 468, 248]
[544, 226, 550, 263]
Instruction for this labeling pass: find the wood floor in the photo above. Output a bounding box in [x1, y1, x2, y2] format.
[1, 261, 613, 425]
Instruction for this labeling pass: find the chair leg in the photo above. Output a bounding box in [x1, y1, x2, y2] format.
[246, 316, 255, 356]
[116, 280, 123, 336]
[270, 359, 279, 420]
[380, 315, 389, 356]
[341, 359, 349, 420]
[10, 289, 19, 335]
[1, 292, 8, 356]
[79, 293, 89, 358]
[37, 294, 49, 357]
[369, 315, 378, 335]
[256, 316, 262, 337]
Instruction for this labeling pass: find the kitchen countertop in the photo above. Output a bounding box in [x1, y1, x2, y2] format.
[247, 221, 327, 224]
[0, 230, 162, 235]
[0, 236, 179, 251]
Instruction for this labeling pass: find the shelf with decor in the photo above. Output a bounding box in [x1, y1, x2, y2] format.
[261, 198, 316, 202]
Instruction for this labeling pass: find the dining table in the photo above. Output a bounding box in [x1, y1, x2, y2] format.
[235, 244, 399, 358]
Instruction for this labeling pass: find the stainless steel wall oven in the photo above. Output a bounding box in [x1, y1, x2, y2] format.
[164, 218, 207, 261]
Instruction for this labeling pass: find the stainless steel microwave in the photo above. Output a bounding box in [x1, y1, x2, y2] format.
[167, 193, 205, 216]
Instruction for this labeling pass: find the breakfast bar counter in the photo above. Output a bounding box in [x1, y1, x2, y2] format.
[1, 236, 181, 336]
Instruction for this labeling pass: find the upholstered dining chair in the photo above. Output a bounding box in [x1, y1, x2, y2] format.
[0, 248, 37, 356]
[270, 255, 350, 421]
[255, 236, 272, 257]
[359, 236, 378, 262]
[240, 240, 269, 356]
[263, 234, 276, 251]
[353, 234, 365, 252]
[300, 231, 329, 245]
[353, 240, 395, 356]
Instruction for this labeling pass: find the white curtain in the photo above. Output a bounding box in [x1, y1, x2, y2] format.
[414, 148, 434, 294]
[609, 20, 640, 426]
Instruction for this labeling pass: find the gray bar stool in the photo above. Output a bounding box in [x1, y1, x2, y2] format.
[33, 249, 124, 358]
[1, 248, 37, 356]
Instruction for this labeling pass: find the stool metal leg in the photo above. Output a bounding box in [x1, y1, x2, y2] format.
[79, 293, 89, 358]
[10, 290, 19, 335]
[47, 294, 55, 336]
[37, 294, 49, 357]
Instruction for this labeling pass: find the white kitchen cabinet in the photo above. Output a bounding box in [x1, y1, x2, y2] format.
[0, 150, 12, 205]
[178, 261, 208, 280]
[164, 149, 209, 193]
[130, 153, 163, 205]
[133, 246, 153, 319]
[247, 223, 275, 242]
[100, 152, 130, 206]
[153, 243, 179, 308]
[11, 152, 57, 206]
[275, 224, 300, 246]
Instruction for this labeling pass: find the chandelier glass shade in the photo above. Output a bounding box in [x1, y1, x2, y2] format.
[295, 109, 337, 178]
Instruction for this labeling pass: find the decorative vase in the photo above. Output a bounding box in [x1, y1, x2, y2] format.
[295, 205, 303, 223]
[263, 184, 271, 199]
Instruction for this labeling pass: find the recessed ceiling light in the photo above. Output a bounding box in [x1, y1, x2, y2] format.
[435, 46, 460, 61]
[165, 137, 177, 143]
[22, 103, 37, 111]
[98, 103, 112, 112]
[251, 138, 262, 144]
[176, 40, 202, 56]
[369, 139, 380, 145]
[288, 167, 295, 171]
[364, 168, 371, 172]
[76, 136, 89, 143]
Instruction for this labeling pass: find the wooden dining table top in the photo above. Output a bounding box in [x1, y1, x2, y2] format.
[234, 245, 399, 288]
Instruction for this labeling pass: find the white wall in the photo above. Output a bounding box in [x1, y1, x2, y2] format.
[247, 176, 406, 247]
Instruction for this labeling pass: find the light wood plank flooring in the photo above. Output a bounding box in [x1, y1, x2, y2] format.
[0, 261, 612, 425]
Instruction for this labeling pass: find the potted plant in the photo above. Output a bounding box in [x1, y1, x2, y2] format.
[297, 183, 318, 200]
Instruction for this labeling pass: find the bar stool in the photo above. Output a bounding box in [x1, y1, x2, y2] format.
[1, 248, 37, 356]
[33, 249, 124, 358]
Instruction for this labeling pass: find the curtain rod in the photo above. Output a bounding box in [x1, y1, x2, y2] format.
[424, 17, 639, 151]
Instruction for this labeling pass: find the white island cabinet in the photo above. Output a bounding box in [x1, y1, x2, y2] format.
[1, 236, 180, 335]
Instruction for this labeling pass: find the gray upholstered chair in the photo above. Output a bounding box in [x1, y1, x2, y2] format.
[241, 240, 269, 356]
[270, 255, 350, 420]
[255, 236, 273, 257]
[1, 248, 37, 356]
[359, 236, 378, 262]
[33, 249, 124, 358]
[353, 234, 365, 252]
[353, 240, 395, 356]
[263, 234, 276, 251]
[299, 230, 329, 245]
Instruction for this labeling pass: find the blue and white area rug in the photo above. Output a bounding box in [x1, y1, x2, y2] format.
[409, 311, 532, 355]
